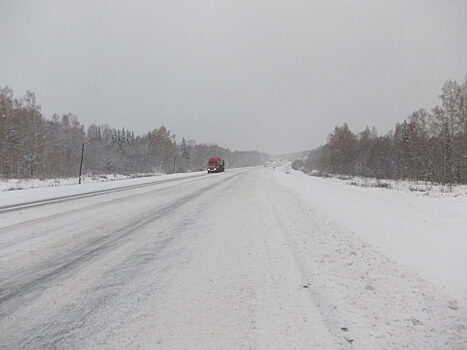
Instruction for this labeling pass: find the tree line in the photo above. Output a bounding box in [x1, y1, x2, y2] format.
[0, 87, 269, 179]
[300, 78, 466, 185]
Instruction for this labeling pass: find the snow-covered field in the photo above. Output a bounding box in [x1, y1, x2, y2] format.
[0, 167, 465, 349]
[303, 169, 467, 198]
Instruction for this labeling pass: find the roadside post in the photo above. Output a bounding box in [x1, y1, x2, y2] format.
[78, 143, 85, 184]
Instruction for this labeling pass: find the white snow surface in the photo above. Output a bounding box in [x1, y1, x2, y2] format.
[0, 171, 205, 208]
[274, 165, 467, 302]
[0, 173, 164, 192]
[0, 167, 466, 349]
[303, 170, 467, 198]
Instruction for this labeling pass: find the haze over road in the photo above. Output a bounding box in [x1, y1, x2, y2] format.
[0, 168, 465, 349]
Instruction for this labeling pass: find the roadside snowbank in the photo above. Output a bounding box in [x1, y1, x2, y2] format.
[0, 171, 206, 208]
[272, 166, 467, 303]
[0, 173, 162, 192]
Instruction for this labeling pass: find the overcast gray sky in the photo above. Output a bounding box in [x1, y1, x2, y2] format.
[0, 0, 466, 154]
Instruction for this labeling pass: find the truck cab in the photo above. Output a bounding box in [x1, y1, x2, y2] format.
[207, 157, 225, 173]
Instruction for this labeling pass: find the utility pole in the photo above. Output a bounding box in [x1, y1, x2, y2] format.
[78, 143, 85, 184]
[172, 137, 177, 174]
[2, 114, 7, 178]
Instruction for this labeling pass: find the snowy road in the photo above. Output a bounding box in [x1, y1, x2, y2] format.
[0, 168, 465, 349]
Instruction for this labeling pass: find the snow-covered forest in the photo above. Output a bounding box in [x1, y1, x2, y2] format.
[300, 78, 466, 184]
[0, 87, 269, 179]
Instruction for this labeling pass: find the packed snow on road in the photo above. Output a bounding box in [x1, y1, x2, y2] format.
[0, 166, 466, 349]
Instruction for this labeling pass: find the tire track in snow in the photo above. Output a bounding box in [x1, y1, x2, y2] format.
[0, 172, 243, 313]
[263, 179, 350, 349]
[6, 175, 247, 350]
[266, 173, 467, 349]
[0, 173, 208, 213]
[0, 174, 213, 235]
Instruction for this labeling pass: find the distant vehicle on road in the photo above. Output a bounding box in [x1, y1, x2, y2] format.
[207, 157, 225, 173]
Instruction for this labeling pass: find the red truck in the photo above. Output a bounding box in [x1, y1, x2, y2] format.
[207, 157, 225, 173]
